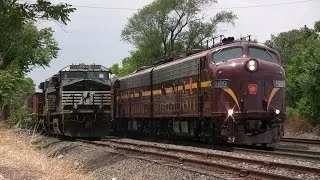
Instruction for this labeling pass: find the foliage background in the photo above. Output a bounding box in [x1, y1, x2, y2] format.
[266, 22, 320, 123]
[0, 0, 75, 127]
[111, 0, 236, 76]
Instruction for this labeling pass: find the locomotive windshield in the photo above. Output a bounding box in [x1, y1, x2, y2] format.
[212, 47, 243, 63]
[62, 71, 110, 79]
[248, 47, 278, 63]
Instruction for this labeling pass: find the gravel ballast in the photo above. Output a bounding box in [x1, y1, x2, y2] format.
[29, 135, 226, 180]
[5, 126, 320, 180]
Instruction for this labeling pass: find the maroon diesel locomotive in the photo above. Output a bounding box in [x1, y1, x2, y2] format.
[113, 37, 286, 146]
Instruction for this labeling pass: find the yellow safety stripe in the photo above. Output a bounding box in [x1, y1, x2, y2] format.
[222, 87, 240, 109]
[267, 87, 280, 111]
[119, 80, 212, 99]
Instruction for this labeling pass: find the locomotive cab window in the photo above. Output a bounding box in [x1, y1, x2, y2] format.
[62, 71, 110, 79]
[212, 47, 243, 63]
[248, 47, 278, 63]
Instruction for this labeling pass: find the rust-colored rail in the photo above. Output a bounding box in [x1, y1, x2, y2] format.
[79, 139, 317, 180]
[281, 138, 320, 145]
[234, 147, 320, 161]
[105, 139, 320, 174]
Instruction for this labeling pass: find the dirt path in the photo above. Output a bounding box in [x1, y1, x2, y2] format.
[0, 123, 90, 180]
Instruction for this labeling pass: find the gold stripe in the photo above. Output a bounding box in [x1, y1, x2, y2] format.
[222, 87, 240, 109]
[120, 80, 212, 99]
[185, 83, 198, 90]
[142, 91, 151, 97]
[165, 87, 173, 93]
[201, 81, 212, 88]
[153, 90, 161, 95]
[267, 87, 280, 111]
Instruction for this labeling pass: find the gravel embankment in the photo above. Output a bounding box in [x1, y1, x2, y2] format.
[111, 138, 320, 180]
[26, 135, 226, 180]
[3, 124, 320, 180]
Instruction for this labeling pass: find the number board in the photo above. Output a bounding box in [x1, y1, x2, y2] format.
[70, 64, 102, 70]
[213, 79, 231, 89]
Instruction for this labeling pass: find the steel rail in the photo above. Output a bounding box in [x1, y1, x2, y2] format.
[233, 147, 320, 161]
[104, 139, 320, 174]
[276, 147, 320, 156]
[281, 138, 320, 145]
[81, 140, 301, 180]
[76, 139, 320, 180]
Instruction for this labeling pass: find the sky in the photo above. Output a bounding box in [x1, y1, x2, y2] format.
[27, 0, 320, 87]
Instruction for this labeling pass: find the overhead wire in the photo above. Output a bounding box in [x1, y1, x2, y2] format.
[70, 0, 316, 11]
[209, 0, 316, 10]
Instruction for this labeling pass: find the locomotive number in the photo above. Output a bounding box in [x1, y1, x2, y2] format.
[213, 80, 230, 89]
[273, 80, 285, 88]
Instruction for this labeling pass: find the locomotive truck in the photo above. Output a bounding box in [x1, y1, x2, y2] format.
[33, 64, 112, 137]
[112, 37, 286, 146]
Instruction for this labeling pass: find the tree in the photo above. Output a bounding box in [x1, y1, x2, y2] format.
[264, 27, 316, 66]
[287, 36, 320, 121]
[0, 22, 59, 73]
[0, 62, 33, 123]
[0, 0, 75, 71]
[0, 0, 75, 126]
[315, 21, 320, 32]
[266, 21, 320, 122]
[114, 0, 236, 76]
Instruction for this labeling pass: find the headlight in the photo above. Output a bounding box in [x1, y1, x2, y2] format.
[74, 104, 78, 109]
[227, 109, 234, 116]
[246, 59, 259, 72]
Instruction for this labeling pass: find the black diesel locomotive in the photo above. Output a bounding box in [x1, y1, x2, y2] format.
[33, 64, 112, 137]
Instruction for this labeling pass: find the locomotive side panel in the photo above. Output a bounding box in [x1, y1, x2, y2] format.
[152, 57, 204, 117]
[117, 69, 153, 119]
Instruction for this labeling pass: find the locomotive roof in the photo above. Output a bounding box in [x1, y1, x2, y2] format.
[117, 40, 278, 81]
[212, 40, 273, 50]
[60, 64, 109, 72]
[153, 50, 208, 72]
[118, 50, 209, 81]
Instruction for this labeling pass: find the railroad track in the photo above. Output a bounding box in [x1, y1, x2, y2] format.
[234, 147, 320, 161]
[78, 139, 320, 180]
[281, 138, 320, 145]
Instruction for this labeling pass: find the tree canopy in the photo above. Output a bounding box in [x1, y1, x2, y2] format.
[0, 0, 75, 126]
[266, 21, 320, 122]
[112, 0, 236, 76]
[0, 0, 75, 72]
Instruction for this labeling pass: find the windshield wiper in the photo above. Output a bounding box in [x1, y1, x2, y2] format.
[265, 48, 273, 58]
[216, 48, 223, 55]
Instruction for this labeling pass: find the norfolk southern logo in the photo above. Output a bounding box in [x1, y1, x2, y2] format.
[82, 92, 92, 104]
